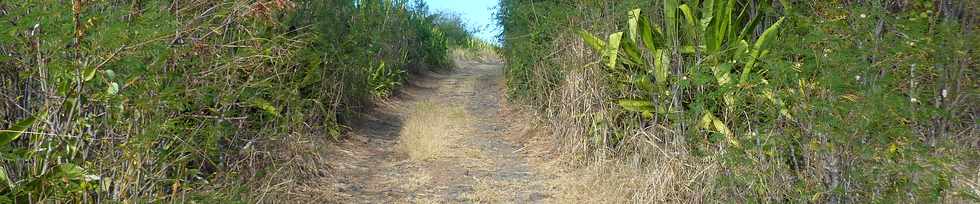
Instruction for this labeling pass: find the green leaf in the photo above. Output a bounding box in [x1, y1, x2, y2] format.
[605, 32, 624, 69]
[737, 13, 762, 43]
[82, 66, 97, 82]
[578, 30, 606, 54]
[712, 63, 734, 86]
[698, 112, 715, 130]
[327, 126, 342, 140]
[734, 39, 751, 62]
[740, 17, 785, 84]
[663, 0, 680, 44]
[630, 74, 655, 93]
[61, 97, 77, 115]
[679, 4, 701, 44]
[679, 4, 697, 27]
[653, 49, 670, 87]
[699, 112, 738, 147]
[248, 98, 280, 117]
[300, 66, 322, 88]
[0, 166, 13, 189]
[752, 17, 786, 52]
[703, 0, 716, 21]
[46, 163, 99, 193]
[616, 99, 656, 113]
[0, 111, 46, 147]
[637, 12, 663, 51]
[0, 148, 29, 162]
[680, 45, 696, 54]
[706, 0, 735, 54]
[641, 111, 655, 119]
[106, 82, 119, 95]
[55, 163, 86, 180]
[621, 40, 644, 66]
[778, 0, 793, 14]
[627, 9, 641, 42]
[104, 69, 116, 80]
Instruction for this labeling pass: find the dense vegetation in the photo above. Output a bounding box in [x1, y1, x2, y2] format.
[498, 0, 977, 202]
[0, 0, 478, 202]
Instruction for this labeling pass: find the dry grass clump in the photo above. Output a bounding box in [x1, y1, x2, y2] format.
[550, 159, 708, 203]
[952, 162, 980, 201]
[452, 48, 501, 64]
[512, 42, 719, 203]
[197, 130, 337, 203]
[450, 38, 500, 64]
[398, 101, 464, 160]
[535, 131, 719, 203]
[501, 85, 714, 203]
[500, 0, 978, 202]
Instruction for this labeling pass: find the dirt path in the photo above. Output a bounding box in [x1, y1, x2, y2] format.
[322, 62, 553, 203]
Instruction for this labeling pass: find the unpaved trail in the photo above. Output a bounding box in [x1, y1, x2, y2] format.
[323, 62, 553, 203]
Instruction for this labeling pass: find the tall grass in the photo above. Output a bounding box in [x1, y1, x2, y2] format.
[499, 0, 977, 202]
[0, 0, 475, 202]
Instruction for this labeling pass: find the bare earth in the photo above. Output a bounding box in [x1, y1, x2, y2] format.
[321, 62, 555, 203]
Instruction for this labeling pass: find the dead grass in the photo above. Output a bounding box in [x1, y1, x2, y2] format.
[496, 57, 721, 203]
[952, 161, 980, 201]
[206, 129, 339, 203]
[541, 151, 717, 203]
[463, 178, 511, 203]
[452, 48, 501, 64]
[516, 129, 719, 204]
[390, 168, 434, 194]
[398, 101, 465, 160]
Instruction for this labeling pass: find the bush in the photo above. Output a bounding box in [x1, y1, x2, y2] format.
[0, 0, 471, 202]
[498, 0, 978, 202]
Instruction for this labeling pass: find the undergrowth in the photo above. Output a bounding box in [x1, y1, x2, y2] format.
[498, 0, 977, 202]
[0, 0, 483, 202]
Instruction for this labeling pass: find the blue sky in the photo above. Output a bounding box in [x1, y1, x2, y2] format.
[423, 0, 500, 43]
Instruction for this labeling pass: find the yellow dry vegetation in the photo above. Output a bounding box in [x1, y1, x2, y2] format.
[398, 101, 465, 160]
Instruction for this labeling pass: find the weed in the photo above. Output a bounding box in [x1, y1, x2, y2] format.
[0, 0, 480, 202]
[498, 0, 978, 202]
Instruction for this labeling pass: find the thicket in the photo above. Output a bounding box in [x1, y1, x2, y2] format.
[499, 0, 977, 202]
[0, 0, 473, 202]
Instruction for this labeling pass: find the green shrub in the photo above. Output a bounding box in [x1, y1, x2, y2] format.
[498, 0, 977, 202]
[0, 0, 473, 202]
